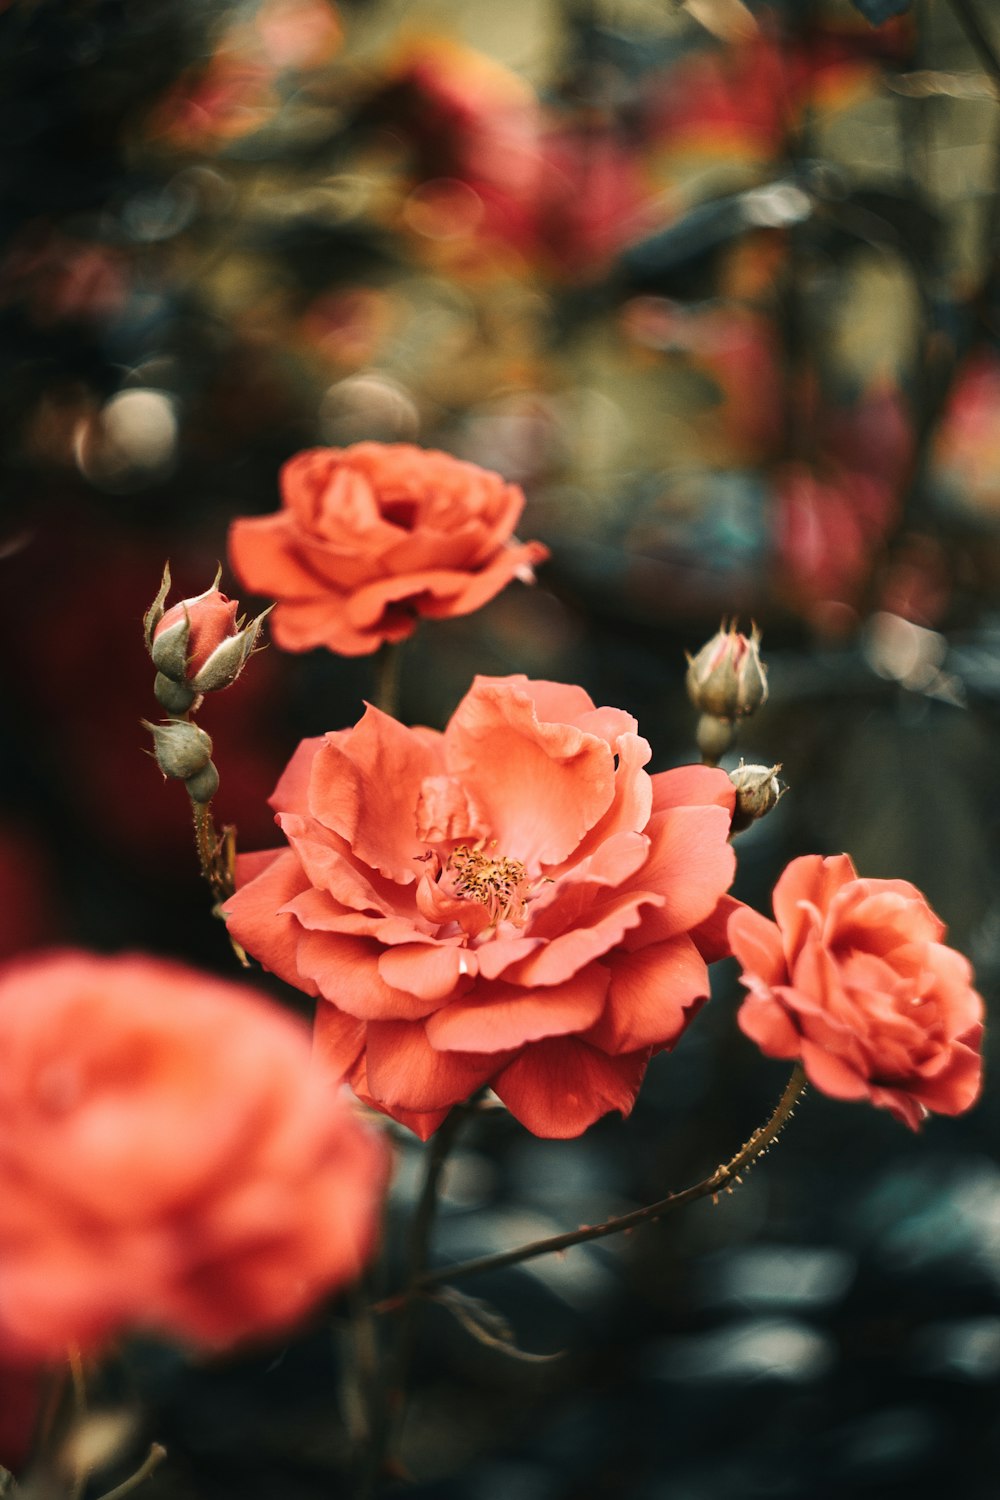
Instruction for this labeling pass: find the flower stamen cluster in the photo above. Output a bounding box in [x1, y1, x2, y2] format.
[445, 844, 530, 928]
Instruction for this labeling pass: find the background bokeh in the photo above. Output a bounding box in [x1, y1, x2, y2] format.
[2, 0, 1000, 1494]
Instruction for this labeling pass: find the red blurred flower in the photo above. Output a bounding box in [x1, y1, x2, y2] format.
[0, 1359, 41, 1475]
[225, 676, 739, 1139]
[730, 855, 983, 1129]
[389, 43, 653, 277]
[932, 348, 1000, 517]
[228, 444, 548, 656]
[0, 952, 386, 1360]
[773, 463, 898, 618]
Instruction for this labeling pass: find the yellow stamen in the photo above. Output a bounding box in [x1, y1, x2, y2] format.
[446, 844, 529, 927]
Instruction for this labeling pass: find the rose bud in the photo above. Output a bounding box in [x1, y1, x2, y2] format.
[729, 762, 783, 833]
[144, 719, 219, 803]
[686, 622, 768, 722]
[144, 564, 269, 708]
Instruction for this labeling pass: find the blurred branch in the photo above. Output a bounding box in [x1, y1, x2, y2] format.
[948, 0, 1000, 95]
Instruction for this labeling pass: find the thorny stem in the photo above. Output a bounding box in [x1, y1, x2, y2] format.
[378, 1064, 807, 1309]
[356, 1104, 471, 1497]
[191, 802, 246, 963]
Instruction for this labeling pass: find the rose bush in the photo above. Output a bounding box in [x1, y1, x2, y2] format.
[228, 443, 548, 656]
[730, 854, 984, 1128]
[0, 951, 386, 1360]
[225, 675, 739, 1139]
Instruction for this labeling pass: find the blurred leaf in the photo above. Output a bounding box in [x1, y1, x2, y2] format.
[682, 0, 757, 42]
[432, 1287, 563, 1364]
[848, 0, 912, 22]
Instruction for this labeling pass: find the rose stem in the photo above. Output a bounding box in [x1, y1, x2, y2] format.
[377, 1063, 806, 1310]
[93, 1444, 167, 1500]
[373, 642, 401, 718]
[356, 1103, 470, 1497]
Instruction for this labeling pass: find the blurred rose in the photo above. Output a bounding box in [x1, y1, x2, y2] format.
[0, 951, 387, 1359]
[932, 349, 1000, 517]
[773, 463, 898, 618]
[730, 854, 983, 1129]
[225, 676, 738, 1139]
[228, 443, 548, 656]
[0, 1359, 41, 1474]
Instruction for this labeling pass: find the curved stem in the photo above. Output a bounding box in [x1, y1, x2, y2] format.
[93, 1444, 167, 1500]
[381, 1064, 806, 1306]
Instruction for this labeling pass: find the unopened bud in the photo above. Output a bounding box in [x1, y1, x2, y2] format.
[184, 760, 220, 804]
[729, 762, 783, 833]
[145, 563, 268, 695]
[145, 719, 214, 781]
[686, 622, 768, 721]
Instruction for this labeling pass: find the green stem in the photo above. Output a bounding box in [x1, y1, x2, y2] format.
[373, 643, 402, 718]
[380, 1064, 806, 1305]
[355, 1105, 469, 1497]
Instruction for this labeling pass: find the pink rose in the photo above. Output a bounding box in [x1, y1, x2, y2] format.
[0, 951, 387, 1359]
[730, 854, 984, 1128]
[227, 444, 548, 657]
[224, 675, 739, 1139]
[154, 587, 239, 679]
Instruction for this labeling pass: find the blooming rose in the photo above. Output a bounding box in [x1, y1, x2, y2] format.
[227, 444, 549, 657]
[224, 676, 739, 1139]
[730, 855, 984, 1128]
[0, 952, 387, 1360]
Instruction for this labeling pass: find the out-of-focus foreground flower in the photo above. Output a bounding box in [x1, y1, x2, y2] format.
[228, 443, 549, 656]
[0, 951, 387, 1361]
[729, 855, 984, 1129]
[225, 675, 739, 1139]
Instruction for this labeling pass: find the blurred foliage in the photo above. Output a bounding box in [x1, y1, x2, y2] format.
[1, 0, 1000, 1496]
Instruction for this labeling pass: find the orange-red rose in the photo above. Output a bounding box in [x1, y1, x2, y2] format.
[225, 675, 739, 1139]
[0, 951, 386, 1360]
[730, 854, 984, 1128]
[228, 444, 549, 657]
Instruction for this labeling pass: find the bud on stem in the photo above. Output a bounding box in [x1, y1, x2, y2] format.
[729, 762, 784, 833]
[687, 621, 769, 766]
[143, 719, 219, 804]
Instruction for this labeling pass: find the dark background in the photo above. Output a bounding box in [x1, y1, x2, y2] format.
[2, 0, 1000, 1494]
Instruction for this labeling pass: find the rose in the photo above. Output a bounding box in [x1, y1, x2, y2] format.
[0, 951, 387, 1359]
[729, 854, 984, 1128]
[224, 675, 739, 1139]
[227, 444, 549, 657]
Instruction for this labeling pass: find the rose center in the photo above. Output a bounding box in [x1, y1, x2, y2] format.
[446, 844, 530, 928]
[381, 498, 421, 530]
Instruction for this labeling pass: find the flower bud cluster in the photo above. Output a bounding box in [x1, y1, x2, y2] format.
[686, 622, 768, 767]
[143, 563, 269, 715]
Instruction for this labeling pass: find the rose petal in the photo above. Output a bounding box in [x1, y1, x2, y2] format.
[491, 1039, 649, 1138]
[425, 966, 609, 1053]
[587, 935, 710, 1054]
[224, 850, 315, 994]
[364, 1020, 502, 1110]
